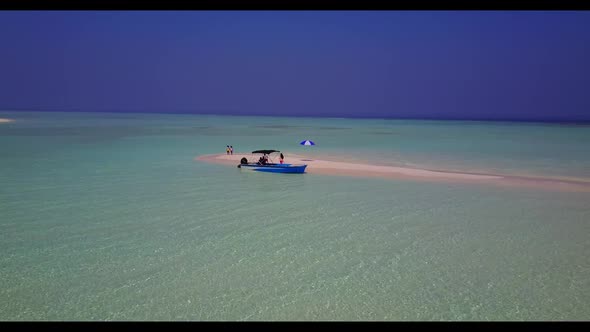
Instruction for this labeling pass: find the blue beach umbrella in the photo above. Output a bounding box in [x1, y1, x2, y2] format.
[300, 140, 315, 146]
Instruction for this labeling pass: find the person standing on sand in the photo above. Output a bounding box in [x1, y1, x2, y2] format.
[226, 145, 230, 155]
[280, 153, 284, 164]
[230, 146, 233, 155]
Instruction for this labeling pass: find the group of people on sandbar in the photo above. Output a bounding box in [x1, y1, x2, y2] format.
[257, 152, 284, 165]
[226, 145, 233, 155]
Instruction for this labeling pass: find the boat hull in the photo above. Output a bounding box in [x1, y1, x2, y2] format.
[238, 163, 307, 174]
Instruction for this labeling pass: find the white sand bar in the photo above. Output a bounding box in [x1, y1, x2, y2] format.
[0, 118, 14, 123]
[196, 152, 590, 192]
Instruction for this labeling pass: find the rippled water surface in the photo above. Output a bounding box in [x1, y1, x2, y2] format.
[1, 111, 589, 320]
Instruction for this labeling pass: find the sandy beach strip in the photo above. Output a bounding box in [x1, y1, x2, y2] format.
[196, 152, 503, 181]
[0, 118, 14, 123]
[196, 152, 590, 192]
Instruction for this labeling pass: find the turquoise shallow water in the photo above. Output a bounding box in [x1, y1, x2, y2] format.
[1, 111, 589, 320]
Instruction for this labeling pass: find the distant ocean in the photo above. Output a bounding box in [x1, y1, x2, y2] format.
[1, 111, 589, 320]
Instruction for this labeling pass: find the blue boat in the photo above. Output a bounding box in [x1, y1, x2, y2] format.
[237, 150, 307, 174]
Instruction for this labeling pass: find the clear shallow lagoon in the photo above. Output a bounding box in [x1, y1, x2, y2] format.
[1, 111, 589, 320]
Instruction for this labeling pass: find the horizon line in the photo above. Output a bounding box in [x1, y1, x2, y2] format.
[2, 108, 590, 125]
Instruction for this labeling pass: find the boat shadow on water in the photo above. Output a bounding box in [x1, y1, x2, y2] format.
[235, 168, 308, 192]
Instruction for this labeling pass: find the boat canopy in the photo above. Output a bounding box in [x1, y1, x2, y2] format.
[251, 149, 280, 154]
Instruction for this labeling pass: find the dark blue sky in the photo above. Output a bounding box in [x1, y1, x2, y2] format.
[1, 11, 589, 121]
